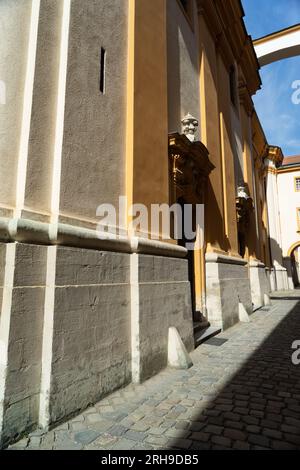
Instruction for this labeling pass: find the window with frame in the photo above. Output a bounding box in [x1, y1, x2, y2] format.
[295, 177, 300, 192]
[297, 208, 300, 229]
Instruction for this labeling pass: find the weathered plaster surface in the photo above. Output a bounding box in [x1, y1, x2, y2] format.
[59, 0, 128, 220]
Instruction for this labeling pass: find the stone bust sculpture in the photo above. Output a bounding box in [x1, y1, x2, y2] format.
[237, 184, 250, 199]
[181, 113, 199, 142]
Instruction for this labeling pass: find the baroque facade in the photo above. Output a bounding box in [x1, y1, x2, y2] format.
[0, 0, 292, 446]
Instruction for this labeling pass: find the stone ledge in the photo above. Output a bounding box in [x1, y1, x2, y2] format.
[206, 252, 247, 266]
[249, 259, 265, 268]
[0, 217, 187, 259]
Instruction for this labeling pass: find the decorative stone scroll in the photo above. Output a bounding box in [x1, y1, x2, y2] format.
[236, 185, 254, 234]
[168, 133, 214, 205]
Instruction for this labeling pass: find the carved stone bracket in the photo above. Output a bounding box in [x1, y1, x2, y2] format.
[168, 133, 214, 205]
[236, 195, 254, 234]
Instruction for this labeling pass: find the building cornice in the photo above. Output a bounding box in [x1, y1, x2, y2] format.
[196, 0, 261, 96]
[266, 145, 284, 166]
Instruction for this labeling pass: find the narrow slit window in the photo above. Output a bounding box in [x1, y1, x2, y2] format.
[229, 65, 237, 107]
[100, 48, 106, 94]
[178, 0, 193, 24]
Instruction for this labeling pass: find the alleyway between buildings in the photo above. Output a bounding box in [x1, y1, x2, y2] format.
[9, 291, 300, 451]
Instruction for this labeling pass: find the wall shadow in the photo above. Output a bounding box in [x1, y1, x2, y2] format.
[170, 299, 300, 450]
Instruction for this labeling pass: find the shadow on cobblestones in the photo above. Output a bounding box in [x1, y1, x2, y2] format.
[170, 298, 300, 450]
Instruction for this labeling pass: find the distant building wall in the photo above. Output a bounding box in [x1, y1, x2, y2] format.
[277, 169, 300, 256]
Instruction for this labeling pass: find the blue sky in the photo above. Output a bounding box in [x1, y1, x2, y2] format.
[242, 0, 300, 156]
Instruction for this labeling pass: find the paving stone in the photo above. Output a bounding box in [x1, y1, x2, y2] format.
[108, 425, 128, 437]
[233, 440, 250, 450]
[203, 425, 223, 435]
[148, 427, 165, 436]
[246, 425, 261, 434]
[252, 445, 270, 450]
[145, 435, 169, 446]
[191, 441, 211, 450]
[281, 424, 300, 435]
[168, 438, 192, 449]
[284, 433, 300, 446]
[248, 434, 270, 448]
[174, 420, 190, 430]
[54, 433, 83, 450]
[211, 435, 231, 448]
[262, 428, 283, 440]
[235, 407, 250, 415]
[207, 416, 225, 427]
[85, 407, 99, 414]
[165, 428, 190, 439]
[160, 420, 176, 429]
[284, 416, 300, 427]
[8, 438, 29, 450]
[39, 432, 55, 450]
[111, 439, 136, 450]
[225, 420, 244, 430]
[85, 434, 119, 449]
[250, 410, 264, 418]
[133, 443, 154, 450]
[224, 412, 241, 422]
[260, 419, 279, 430]
[54, 423, 69, 432]
[191, 432, 210, 442]
[180, 399, 195, 407]
[86, 413, 104, 424]
[131, 422, 150, 432]
[224, 428, 247, 441]
[29, 429, 45, 438]
[70, 415, 85, 423]
[74, 430, 102, 445]
[272, 440, 297, 450]
[28, 436, 41, 448]
[124, 430, 147, 442]
[70, 421, 87, 432]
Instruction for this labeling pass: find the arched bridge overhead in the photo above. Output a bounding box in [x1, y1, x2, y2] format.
[254, 24, 300, 66]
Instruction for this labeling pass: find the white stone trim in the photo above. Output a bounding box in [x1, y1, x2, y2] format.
[15, 0, 41, 218]
[0, 244, 16, 444]
[39, 246, 57, 428]
[50, 0, 71, 223]
[130, 253, 140, 383]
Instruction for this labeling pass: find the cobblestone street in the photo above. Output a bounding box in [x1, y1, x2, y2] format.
[9, 291, 300, 451]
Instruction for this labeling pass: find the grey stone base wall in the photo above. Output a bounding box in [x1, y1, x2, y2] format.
[0, 242, 47, 446]
[249, 260, 271, 308]
[44, 246, 132, 426]
[0, 242, 194, 446]
[131, 254, 194, 383]
[205, 253, 252, 331]
[274, 266, 290, 291]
